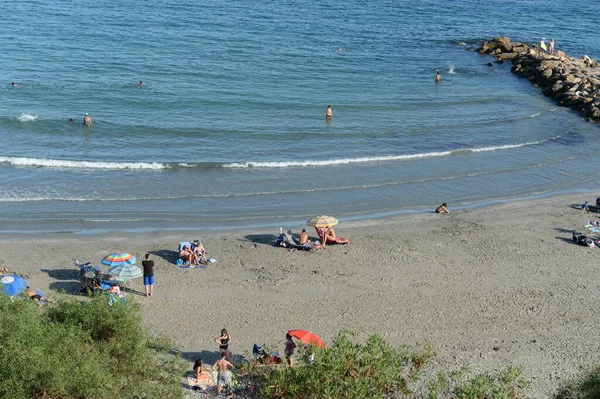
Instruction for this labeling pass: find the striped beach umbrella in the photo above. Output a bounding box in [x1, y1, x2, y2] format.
[101, 252, 136, 267]
[106, 263, 143, 281]
[306, 215, 339, 228]
[1, 274, 28, 297]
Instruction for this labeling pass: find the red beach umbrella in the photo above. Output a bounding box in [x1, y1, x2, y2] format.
[288, 329, 326, 348]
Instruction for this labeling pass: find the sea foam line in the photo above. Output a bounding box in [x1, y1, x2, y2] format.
[224, 137, 558, 168]
[0, 156, 179, 170]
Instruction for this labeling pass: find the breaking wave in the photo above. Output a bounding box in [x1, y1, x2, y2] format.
[0, 135, 560, 170]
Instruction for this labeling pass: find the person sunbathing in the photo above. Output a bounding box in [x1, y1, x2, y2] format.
[192, 241, 208, 263]
[299, 228, 310, 245]
[180, 246, 199, 265]
[317, 226, 350, 245]
[25, 286, 54, 305]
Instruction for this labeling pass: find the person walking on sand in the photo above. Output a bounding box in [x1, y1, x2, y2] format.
[213, 352, 234, 395]
[142, 253, 154, 297]
[83, 113, 92, 127]
[325, 105, 333, 120]
[284, 333, 297, 367]
[215, 329, 233, 362]
[549, 38, 555, 55]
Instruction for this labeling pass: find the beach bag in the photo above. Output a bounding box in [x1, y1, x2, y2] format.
[175, 257, 184, 265]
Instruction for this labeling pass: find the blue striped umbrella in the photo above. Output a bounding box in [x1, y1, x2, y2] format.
[1, 274, 28, 297]
[107, 263, 143, 281]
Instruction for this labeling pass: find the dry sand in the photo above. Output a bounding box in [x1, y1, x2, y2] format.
[2, 193, 600, 398]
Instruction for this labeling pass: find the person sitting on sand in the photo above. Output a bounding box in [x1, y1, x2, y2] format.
[180, 245, 198, 266]
[436, 203, 451, 214]
[192, 359, 214, 386]
[25, 286, 54, 305]
[83, 113, 92, 127]
[192, 240, 207, 263]
[299, 228, 310, 245]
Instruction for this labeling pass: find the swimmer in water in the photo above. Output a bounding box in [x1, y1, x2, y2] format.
[435, 71, 442, 82]
[11, 82, 20, 88]
[138, 81, 144, 87]
[325, 105, 333, 120]
[83, 113, 92, 127]
[68, 118, 74, 124]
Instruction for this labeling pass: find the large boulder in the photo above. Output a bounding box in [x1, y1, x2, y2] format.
[498, 52, 518, 60]
[494, 37, 511, 45]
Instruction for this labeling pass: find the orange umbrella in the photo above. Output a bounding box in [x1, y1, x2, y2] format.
[288, 329, 326, 348]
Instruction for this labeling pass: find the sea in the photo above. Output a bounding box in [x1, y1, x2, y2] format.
[1, 0, 598, 234]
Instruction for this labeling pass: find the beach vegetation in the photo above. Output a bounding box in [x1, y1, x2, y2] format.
[0, 294, 186, 399]
[555, 364, 600, 399]
[237, 330, 529, 399]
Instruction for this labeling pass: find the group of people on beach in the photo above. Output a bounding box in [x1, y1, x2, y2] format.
[192, 329, 235, 395]
[179, 240, 208, 266]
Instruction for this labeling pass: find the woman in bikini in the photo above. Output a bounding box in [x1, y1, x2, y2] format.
[215, 329, 233, 362]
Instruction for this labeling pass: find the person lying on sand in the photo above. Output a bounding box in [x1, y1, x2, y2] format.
[25, 286, 54, 305]
[436, 203, 451, 214]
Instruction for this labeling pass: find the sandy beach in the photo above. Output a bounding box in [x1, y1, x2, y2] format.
[3, 193, 600, 398]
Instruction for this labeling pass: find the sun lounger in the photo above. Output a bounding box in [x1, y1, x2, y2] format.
[277, 231, 319, 250]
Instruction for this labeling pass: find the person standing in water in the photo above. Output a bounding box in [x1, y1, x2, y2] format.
[435, 71, 442, 82]
[325, 105, 333, 121]
[83, 113, 92, 127]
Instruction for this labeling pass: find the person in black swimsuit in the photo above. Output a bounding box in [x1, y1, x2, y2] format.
[215, 329, 233, 362]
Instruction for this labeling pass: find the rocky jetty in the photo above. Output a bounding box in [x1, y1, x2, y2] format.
[478, 37, 600, 122]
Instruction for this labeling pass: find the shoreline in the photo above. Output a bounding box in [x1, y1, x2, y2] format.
[3, 191, 600, 397]
[0, 188, 596, 236]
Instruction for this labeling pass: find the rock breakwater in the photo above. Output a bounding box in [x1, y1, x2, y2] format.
[479, 37, 600, 122]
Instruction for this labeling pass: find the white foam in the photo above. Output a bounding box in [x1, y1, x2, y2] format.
[0, 156, 169, 170]
[447, 61, 455, 74]
[17, 113, 38, 122]
[224, 138, 554, 168]
[530, 112, 541, 117]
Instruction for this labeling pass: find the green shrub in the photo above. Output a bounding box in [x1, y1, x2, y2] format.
[0, 294, 186, 399]
[237, 331, 529, 399]
[556, 364, 600, 399]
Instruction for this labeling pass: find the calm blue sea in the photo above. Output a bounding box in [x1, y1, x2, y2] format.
[0, 0, 598, 233]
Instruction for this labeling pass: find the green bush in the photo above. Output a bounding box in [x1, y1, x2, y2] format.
[0, 294, 186, 399]
[237, 331, 529, 399]
[556, 364, 600, 399]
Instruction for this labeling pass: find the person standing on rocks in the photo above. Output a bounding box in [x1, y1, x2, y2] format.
[539, 38, 547, 53]
[549, 39, 555, 55]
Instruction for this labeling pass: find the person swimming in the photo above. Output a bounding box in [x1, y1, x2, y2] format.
[325, 105, 333, 120]
[11, 82, 20, 88]
[138, 81, 144, 87]
[435, 71, 442, 82]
